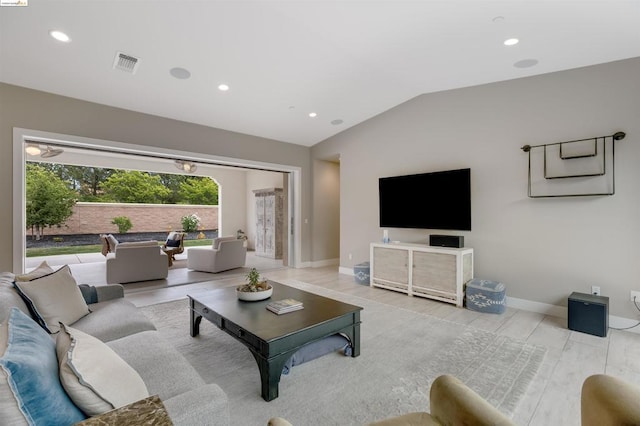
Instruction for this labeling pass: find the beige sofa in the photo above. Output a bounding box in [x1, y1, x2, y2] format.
[187, 236, 246, 273]
[0, 270, 229, 425]
[106, 241, 168, 283]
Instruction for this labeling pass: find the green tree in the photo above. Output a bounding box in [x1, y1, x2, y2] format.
[157, 173, 190, 204]
[179, 177, 219, 205]
[26, 164, 77, 240]
[36, 163, 115, 201]
[101, 170, 171, 203]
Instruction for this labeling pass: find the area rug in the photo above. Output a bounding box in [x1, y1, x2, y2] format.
[139, 279, 546, 425]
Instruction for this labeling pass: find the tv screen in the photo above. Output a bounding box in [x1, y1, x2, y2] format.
[379, 168, 471, 230]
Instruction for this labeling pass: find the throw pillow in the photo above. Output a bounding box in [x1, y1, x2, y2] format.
[0, 308, 85, 425]
[106, 234, 119, 252]
[56, 323, 149, 416]
[14, 260, 53, 282]
[13, 265, 90, 334]
[99, 234, 110, 256]
[166, 239, 181, 248]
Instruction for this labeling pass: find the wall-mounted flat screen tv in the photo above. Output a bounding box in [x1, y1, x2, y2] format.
[379, 168, 471, 230]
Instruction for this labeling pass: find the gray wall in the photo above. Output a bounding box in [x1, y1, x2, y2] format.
[0, 83, 312, 272]
[312, 57, 640, 318]
[311, 159, 340, 263]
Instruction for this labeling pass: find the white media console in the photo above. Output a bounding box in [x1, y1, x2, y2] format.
[369, 242, 473, 307]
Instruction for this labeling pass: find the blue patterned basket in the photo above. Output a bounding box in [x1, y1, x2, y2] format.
[353, 262, 370, 285]
[465, 278, 506, 314]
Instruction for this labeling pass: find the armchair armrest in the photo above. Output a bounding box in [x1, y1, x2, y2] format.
[429, 374, 515, 426]
[78, 284, 124, 304]
[582, 374, 640, 426]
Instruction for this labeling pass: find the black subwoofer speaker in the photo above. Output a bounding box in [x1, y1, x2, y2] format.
[568, 292, 608, 337]
[429, 234, 464, 248]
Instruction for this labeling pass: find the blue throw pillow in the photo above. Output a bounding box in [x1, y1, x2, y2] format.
[166, 239, 181, 248]
[0, 307, 86, 425]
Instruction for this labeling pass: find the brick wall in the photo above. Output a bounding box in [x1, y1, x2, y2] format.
[34, 202, 218, 236]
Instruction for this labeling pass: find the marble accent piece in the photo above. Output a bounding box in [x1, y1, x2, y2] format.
[75, 395, 172, 425]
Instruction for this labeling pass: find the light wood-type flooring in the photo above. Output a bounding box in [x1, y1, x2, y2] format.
[124, 265, 640, 426]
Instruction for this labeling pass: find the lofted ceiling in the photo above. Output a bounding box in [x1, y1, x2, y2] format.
[1, 1, 639, 147]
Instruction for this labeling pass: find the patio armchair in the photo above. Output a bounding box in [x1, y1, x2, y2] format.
[162, 231, 186, 266]
[187, 236, 246, 273]
[106, 241, 168, 283]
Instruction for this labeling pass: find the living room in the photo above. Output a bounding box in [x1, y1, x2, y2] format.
[2, 1, 640, 425]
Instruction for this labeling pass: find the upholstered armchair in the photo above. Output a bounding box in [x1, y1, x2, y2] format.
[187, 236, 246, 273]
[162, 231, 186, 266]
[268, 374, 515, 426]
[106, 241, 168, 283]
[582, 374, 640, 425]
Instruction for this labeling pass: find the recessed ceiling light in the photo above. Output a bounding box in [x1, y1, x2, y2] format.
[514, 59, 539, 68]
[331, 119, 344, 126]
[309, 112, 317, 118]
[49, 30, 70, 43]
[170, 67, 191, 79]
[218, 84, 229, 91]
[504, 38, 519, 46]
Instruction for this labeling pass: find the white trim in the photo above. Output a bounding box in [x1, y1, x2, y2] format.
[13, 127, 303, 273]
[309, 258, 339, 268]
[505, 296, 568, 318]
[339, 266, 354, 276]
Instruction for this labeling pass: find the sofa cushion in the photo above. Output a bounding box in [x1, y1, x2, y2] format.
[107, 330, 205, 400]
[13, 265, 90, 334]
[0, 308, 85, 425]
[71, 299, 156, 342]
[0, 279, 30, 324]
[14, 260, 53, 282]
[56, 323, 149, 416]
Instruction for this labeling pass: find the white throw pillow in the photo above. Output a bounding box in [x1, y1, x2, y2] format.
[13, 265, 89, 333]
[56, 324, 149, 416]
[14, 260, 54, 282]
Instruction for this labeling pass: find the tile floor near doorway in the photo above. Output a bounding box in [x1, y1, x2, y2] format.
[61, 262, 640, 425]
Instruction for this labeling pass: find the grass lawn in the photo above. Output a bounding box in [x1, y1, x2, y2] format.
[26, 239, 214, 257]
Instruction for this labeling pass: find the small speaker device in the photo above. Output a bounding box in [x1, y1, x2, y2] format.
[568, 292, 608, 337]
[429, 234, 464, 248]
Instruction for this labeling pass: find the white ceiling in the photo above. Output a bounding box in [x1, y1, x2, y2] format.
[1, 1, 639, 147]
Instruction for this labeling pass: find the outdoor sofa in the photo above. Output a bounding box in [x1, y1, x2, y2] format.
[0, 264, 229, 425]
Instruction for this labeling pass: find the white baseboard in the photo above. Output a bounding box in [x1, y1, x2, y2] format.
[310, 258, 339, 268]
[506, 296, 567, 318]
[339, 266, 354, 276]
[336, 268, 640, 335]
[296, 258, 339, 269]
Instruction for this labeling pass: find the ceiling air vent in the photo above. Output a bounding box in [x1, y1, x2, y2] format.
[112, 52, 140, 74]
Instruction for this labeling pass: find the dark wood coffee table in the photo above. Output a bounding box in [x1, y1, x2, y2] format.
[188, 281, 362, 401]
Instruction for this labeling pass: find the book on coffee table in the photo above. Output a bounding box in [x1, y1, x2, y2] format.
[266, 298, 304, 315]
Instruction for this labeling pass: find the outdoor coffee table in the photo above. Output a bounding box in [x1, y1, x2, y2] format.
[188, 281, 362, 401]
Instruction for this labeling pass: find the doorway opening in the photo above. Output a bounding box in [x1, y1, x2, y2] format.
[13, 128, 301, 274]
